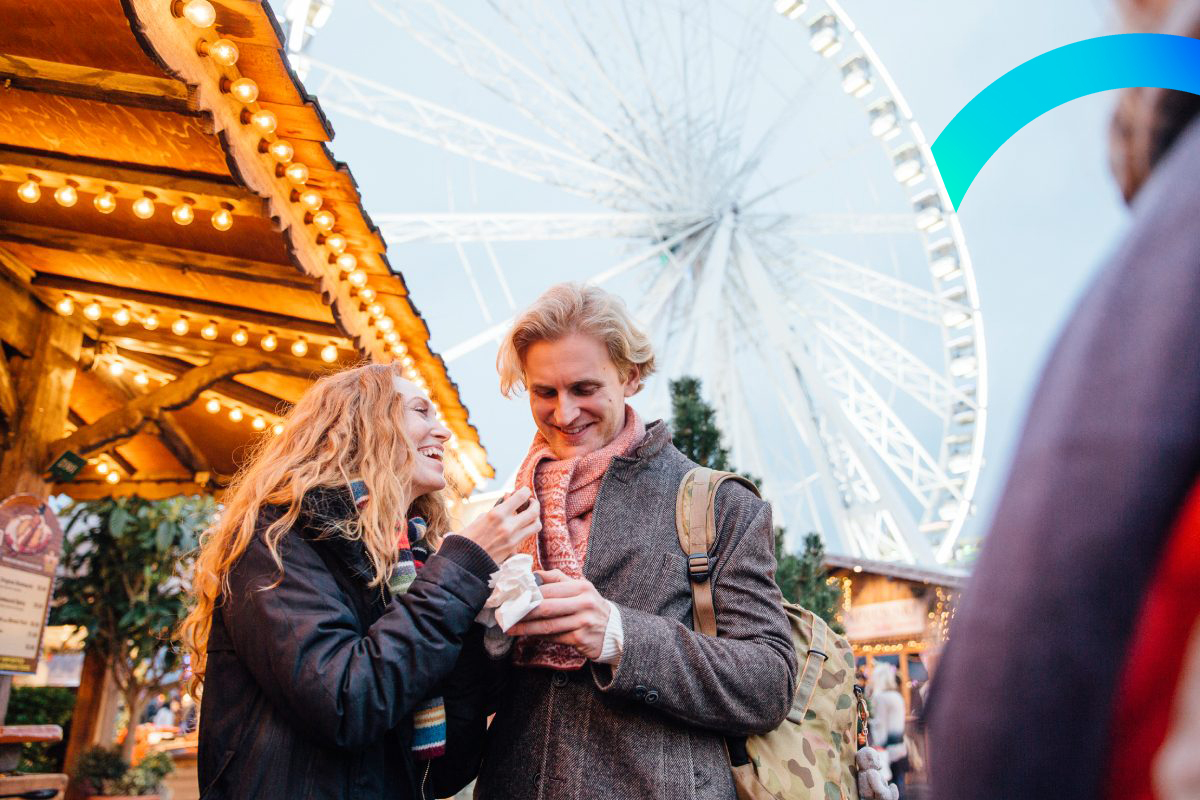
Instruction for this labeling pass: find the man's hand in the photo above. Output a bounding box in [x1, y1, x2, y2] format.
[507, 569, 611, 660]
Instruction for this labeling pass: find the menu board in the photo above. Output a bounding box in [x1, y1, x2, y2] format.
[0, 495, 63, 674]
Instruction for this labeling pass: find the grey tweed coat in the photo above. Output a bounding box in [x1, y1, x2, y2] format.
[473, 420, 798, 800]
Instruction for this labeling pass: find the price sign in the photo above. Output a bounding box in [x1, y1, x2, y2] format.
[0, 495, 63, 674]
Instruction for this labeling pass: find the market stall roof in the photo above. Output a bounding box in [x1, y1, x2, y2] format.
[0, 0, 492, 499]
[824, 553, 968, 589]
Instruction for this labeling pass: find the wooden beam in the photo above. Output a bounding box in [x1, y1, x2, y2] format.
[116, 348, 297, 415]
[0, 349, 16, 423]
[152, 415, 211, 477]
[46, 350, 296, 464]
[0, 54, 190, 113]
[59, 479, 224, 502]
[0, 220, 320, 292]
[0, 262, 43, 356]
[33, 274, 341, 338]
[103, 327, 341, 378]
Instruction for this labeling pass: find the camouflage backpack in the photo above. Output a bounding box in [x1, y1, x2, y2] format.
[676, 468, 866, 800]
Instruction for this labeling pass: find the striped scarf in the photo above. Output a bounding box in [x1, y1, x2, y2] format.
[349, 480, 446, 760]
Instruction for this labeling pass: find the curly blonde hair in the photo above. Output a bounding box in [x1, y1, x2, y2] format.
[178, 363, 451, 697]
[497, 283, 656, 396]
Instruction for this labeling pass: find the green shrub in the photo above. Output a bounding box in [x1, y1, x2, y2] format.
[7, 686, 76, 772]
[74, 746, 174, 796]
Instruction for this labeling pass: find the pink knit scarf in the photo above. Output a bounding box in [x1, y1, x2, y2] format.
[512, 405, 645, 670]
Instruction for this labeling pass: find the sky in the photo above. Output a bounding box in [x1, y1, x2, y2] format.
[282, 0, 1131, 554]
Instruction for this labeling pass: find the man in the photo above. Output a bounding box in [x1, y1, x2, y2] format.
[474, 283, 797, 799]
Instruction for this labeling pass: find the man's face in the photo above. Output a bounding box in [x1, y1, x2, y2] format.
[524, 333, 640, 460]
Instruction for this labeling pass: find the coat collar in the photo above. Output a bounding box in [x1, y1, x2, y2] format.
[606, 419, 670, 482]
[293, 484, 376, 583]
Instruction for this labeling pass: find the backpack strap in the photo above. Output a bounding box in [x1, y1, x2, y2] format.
[787, 609, 830, 725]
[675, 467, 761, 636]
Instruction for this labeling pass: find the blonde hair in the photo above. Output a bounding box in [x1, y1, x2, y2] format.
[497, 283, 656, 396]
[178, 363, 451, 697]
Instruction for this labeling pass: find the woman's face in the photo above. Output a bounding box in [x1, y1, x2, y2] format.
[395, 377, 451, 497]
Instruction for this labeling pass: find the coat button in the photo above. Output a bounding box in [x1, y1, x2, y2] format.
[645, 689, 660, 704]
[552, 672, 568, 687]
[633, 685, 647, 699]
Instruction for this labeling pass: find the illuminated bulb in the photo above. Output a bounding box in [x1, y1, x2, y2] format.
[132, 196, 155, 219]
[298, 189, 322, 211]
[384, 330, 400, 344]
[320, 343, 337, 363]
[324, 233, 347, 253]
[55, 296, 74, 316]
[376, 316, 394, 332]
[252, 416, 266, 431]
[285, 162, 309, 185]
[401, 355, 415, 369]
[112, 306, 132, 326]
[134, 372, 150, 387]
[54, 185, 78, 207]
[96, 461, 110, 475]
[228, 77, 259, 104]
[347, 269, 368, 288]
[250, 109, 277, 135]
[171, 315, 190, 336]
[181, 0, 217, 27]
[108, 359, 125, 377]
[391, 343, 406, 357]
[207, 38, 239, 66]
[211, 208, 233, 231]
[205, 397, 221, 414]
[367, 302, 385, 318]
[269, 140, 294, 163]
[358, 287, 376, 303]
[290, 337, 308, 357]
[94, 191, 117, 214]
[172, 203, 195, 225]
[200, 320, 219, 340]
[231, 326, 249, 346]
[105, 470, 121, 485]
[228, 407, 244, 423]
[335, 253, 357, 272]
[260, 332, 277, 351]
[17, 180, 41, 203]
[311, 210, 335, 231]
[271, 422, 284, 436]
[83, 301, 102, 321]
[142, 311, 159, 331]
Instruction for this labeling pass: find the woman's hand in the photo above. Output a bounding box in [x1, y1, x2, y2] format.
[458, 487, 541, 564]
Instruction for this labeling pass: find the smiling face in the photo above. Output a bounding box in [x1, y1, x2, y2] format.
[394, 377, 451, 497]
[523, 333, 641, 460]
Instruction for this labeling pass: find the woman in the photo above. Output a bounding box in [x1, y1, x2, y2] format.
[869, 663, 909, 798]
[179, 363, 540, 799]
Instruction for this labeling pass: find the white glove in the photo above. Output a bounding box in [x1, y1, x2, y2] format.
[856, 747, 899, 800]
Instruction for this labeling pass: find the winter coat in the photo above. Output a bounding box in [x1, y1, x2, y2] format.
[197, 486, 496, 800]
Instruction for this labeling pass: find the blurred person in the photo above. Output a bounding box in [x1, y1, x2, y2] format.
[869, 663, 909, 797]
[927, 2, 1200, 799]
[178, 363, 541, 800]
[152, 699, 177, 728]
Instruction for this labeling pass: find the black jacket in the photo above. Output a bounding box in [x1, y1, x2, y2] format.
[197, 487, 496, 799]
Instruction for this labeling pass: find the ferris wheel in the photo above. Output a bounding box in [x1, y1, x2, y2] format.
[280, 0, 987, 567]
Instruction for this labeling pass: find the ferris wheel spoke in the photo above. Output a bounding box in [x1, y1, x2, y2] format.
[635, 224, 719, 325]
[747, 212, 917, 237]
[375, 212, 711, 245]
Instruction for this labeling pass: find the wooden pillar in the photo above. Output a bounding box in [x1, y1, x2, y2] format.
[62, 646, 119, 780]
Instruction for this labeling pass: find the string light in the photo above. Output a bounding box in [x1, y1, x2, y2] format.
[171, 315, 190, 336]
[367, 302, 385, 318]
[284, 163, 309, 185]
[132, 196, 155, 219]
[228, 407, 244, 423]
[211, 208, 233, 231]
[94, 189, 117, 214]
[320, 343, 338, 363]
[17, 180, 41, 203]
[249, 109, 277, 135]
[203, 38, 239, 66]
[298, 189, 322, 211]
[172, 202, 195, 226]
[83, 300, 102, 321]
[228, 77, 259, 104]
[260, 331, 277, 352]
[96, 461, 110, 475]
[347, 269, 368, 288]
[105, 470, 121, 485]
[179, 0, 217, 27]
[324, 233, 347, 253]
[54, 184, 78, 207]
[252, 416, 266, 431]
[142, 310, 160, 331]
[55, 296, 74, 316]
[271, 422, 284, 436]
[108, 359, 125, 377]
[391, 343, 405, 357]
[290, 337, 308, 357]
[376, 317, 394, 332]
[268, 140, 294, 163]
[358, 287, 376, 303]
[133, 372, 150, 387]
[231, 326, 249, 346]
[383, 330, 400, 344]
[200, 320, 219, 340]
[335, 253, 357, 272]
[112, 306, 132, 326]
[205, 397, 221, 414]
[311, 210, 335, 231]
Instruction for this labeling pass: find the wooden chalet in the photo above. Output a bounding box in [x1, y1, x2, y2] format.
[0, 0, 492, 506]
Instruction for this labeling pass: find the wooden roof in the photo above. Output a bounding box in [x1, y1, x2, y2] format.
[0, 0, 492, 499]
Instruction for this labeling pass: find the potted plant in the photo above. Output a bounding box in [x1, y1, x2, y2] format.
[75, 746, 174, 799]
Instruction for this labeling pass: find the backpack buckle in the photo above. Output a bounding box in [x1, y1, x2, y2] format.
[687, 553, 710, 582]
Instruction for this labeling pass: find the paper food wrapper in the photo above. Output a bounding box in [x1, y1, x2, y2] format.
[475, 553, 543, 633]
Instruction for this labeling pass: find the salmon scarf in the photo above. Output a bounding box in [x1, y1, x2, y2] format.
[512, 405, 645, 670]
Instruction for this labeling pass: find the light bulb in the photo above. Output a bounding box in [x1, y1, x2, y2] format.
[358, 288, 376, 303]
[108, 359, 125, 377]
[228, 407, 244, 423]
[324, 233, 347, 253]
[171, 315, 190, 336]
[94, 191, 117, 214]
[205, 397, 221, 414]
[285, 162, 309, 185]
[105, 470, 121, 485]
[298, 189, 322, 211]
[271, 422, 284, 436]
[96, 461, 110, 475]
[132, 196, 155, 219]
[200, 320, 218, 340]
[311, 210, 335, 231]
[252, 416, 266, 431]
[142, 311, 159, 331]
[384, 330, 400, 344]
[290, 338, 308, 357]
[228, 77, 259, 104]
[250, 110, 277, 134]
[269, 140, 294, 163]
[17, 180, 40, 203]
[260, 332, 277, 351]
[83, 301, 102, 321]
[211, 208, 233, 231]
[401, 355, 415, 369]
[391, 343, 406, 357]
[54, 185, 78, 207]
[367, 302, 384, 318]
[347, 270, 368, 288]
[181, 0, 217, 27]
[320, 343, 337, 363]
[336, 253, 357, 272]
[231, 326, 249, 346]
[172, 203, 195, 225]
[55, 296, 74, 316]
[134, 372, 150, 387]
[376, 316, 394, 332]
[112, 306, 131, 326]
[206, 38, 239, 66]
